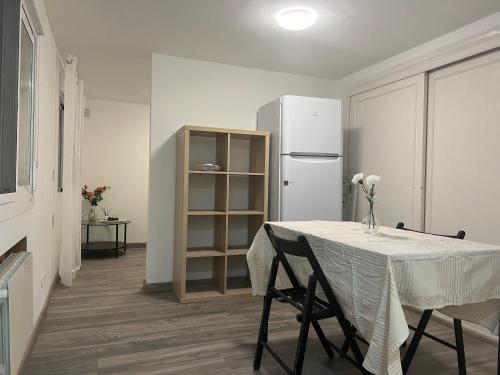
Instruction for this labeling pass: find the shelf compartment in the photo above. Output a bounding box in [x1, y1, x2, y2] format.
[187, 215, 226, 253]
[185, 256, 226, 298]
[229, 134, 266, 174]
[228, 174, 265, 212]
[189, 131, 228, 172]
[227, 215, 264, 251]
[226, 255, 251, 293]
[188, 173, 227, 212]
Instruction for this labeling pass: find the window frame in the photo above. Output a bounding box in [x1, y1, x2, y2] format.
[0, 0, 21, 205]
[0, 2, 38, 215]
[17, 4, 36, 193]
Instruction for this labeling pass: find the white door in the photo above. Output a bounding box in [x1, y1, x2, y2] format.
[280, 155, 342, 221]
[426, 50, 500, 245]
[281, 96, 342, 155]
[349, 74, 426, 229]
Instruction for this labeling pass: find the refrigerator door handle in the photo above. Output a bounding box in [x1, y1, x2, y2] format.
[289, 152, 341, 158]
[288, 156, 341, 164]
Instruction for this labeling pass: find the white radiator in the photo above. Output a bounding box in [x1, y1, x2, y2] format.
[0, 253, 33, 375]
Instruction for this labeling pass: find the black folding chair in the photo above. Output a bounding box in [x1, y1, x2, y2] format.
[395, 222, 467, 374]
[254, 223, 371, 375]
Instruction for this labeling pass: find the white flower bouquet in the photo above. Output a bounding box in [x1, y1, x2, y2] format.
[352, 173, 382, 233]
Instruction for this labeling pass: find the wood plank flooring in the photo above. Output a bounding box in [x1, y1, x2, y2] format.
[25, 248, 498, 374]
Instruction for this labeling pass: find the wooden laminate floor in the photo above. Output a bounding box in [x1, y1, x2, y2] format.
[25, 248, 498, 374]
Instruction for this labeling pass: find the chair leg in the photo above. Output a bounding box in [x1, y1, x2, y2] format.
[341, 325, 356, 353]
[497, 335, 499, 375]
[293, 277, 316, 375]
[339, 321, 369, 373]
[312, 320, 334, 358]
[254, 294, 273, 370]
[401, 309, 433, 374]
[293, 313, 312, 375]
[453, 319, 467, 375]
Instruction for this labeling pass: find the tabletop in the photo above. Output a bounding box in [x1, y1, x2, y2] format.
[247, 221, 500, 375]
[81, 219, 131, 226]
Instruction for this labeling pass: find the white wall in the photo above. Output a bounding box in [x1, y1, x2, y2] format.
[0, 0, 59, 324]
[146, 54, 341, 284]
[81, 99, 150, 243]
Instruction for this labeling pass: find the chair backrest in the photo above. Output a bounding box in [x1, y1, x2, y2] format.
[396, 222, 466, 240]
[263, 223, 340, 307]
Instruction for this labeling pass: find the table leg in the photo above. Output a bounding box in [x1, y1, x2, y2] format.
[401, 309, 433, 374]
[86, 225, 90, 249]
[497, 336, 499, 375]
[115, 224, 119, 258]
[124, 224, 128, 252]
[453, 319, 467, 375]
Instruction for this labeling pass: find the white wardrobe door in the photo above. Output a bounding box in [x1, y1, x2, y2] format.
[426, 50, 500, 244]
[349, 74, 426, 228]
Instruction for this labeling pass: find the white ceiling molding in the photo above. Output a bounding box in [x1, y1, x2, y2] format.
[341, 12, 500, 96]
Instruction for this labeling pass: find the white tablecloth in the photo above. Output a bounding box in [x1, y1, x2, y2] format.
[247, 221, 500, 375]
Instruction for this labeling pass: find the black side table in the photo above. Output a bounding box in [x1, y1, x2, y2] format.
[81, 219, 131, 258]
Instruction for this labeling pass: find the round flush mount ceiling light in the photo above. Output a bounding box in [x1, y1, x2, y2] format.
[276, 7, 318, 31]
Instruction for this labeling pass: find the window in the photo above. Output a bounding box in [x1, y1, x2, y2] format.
[17, 11, 35, 189]
[0, 0, 21, 196]
[0, 0, 36, 202]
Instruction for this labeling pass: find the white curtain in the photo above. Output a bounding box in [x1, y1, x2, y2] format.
[59, 54, 84, 287]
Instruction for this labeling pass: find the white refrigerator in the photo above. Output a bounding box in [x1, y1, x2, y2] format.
[258, 95, 343, 221]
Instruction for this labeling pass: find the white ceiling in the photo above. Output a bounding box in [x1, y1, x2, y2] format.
[44, 0, 500, 104]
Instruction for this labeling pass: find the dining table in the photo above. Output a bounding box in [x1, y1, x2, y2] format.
[247, 221, 500, 375]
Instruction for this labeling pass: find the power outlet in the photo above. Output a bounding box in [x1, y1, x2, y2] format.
[41, 272, 47, 289]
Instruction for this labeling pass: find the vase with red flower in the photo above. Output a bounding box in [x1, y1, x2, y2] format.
[88, 205, 97, 222]
[81, 185, 111, 222]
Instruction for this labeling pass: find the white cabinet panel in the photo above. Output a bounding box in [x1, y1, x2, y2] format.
[349, 74, 426, 229]
[426, 50, 500, 244]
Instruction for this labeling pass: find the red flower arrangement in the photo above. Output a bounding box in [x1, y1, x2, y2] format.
[81, 185, 111, 206]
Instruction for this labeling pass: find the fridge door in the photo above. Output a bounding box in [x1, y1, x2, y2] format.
[280, 155, 342, 221]
[281, 96, 342, 155]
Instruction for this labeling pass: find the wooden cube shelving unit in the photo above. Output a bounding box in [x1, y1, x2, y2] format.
[174, 125, 269, 303]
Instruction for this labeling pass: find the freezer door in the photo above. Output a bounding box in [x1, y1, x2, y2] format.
[281, 96, 342, 155]
[280, 155, 342, 221]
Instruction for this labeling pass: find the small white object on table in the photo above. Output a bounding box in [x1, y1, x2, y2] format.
[247, 221, 500, 375]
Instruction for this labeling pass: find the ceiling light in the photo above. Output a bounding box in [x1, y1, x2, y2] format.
[277, 7, 318, 31]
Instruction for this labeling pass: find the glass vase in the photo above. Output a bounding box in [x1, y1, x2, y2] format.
[361, 205, 380, 234]
[88, 206, 98, 222]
